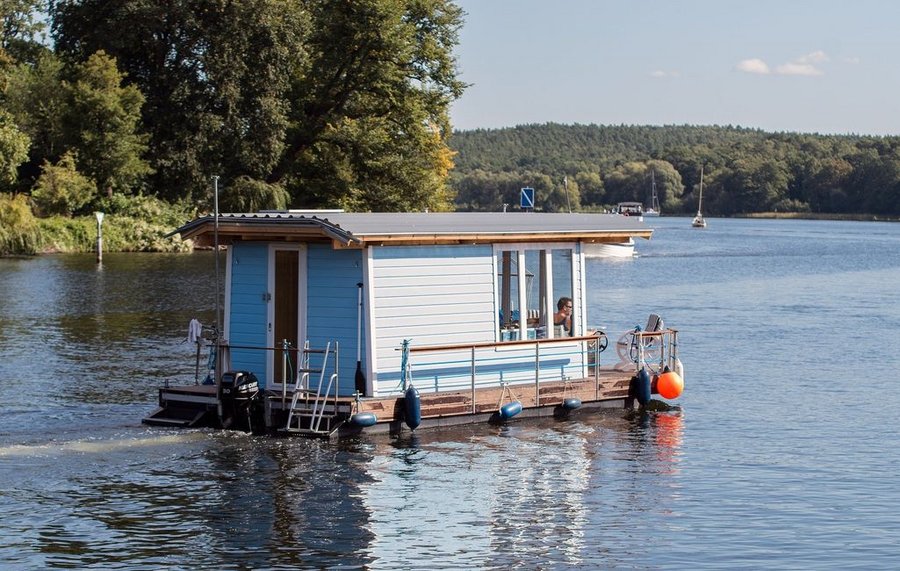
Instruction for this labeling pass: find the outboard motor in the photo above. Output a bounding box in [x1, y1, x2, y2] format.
[219, 371, 260, 432]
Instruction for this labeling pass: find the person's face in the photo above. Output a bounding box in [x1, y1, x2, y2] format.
[563, 302, 573, 314]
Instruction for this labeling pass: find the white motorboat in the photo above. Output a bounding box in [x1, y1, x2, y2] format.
[583, 237, 636, 258]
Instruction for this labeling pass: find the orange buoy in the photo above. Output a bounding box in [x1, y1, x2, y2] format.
[657, 371, 684, 399]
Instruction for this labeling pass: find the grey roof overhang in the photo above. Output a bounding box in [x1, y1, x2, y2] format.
[171, 211, 653, 248]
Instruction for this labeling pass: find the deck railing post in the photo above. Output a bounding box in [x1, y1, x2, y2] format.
[334, 341, 340, 414]
[281, 339, 289, 408]
[534, 341, 540, 406]
[471, 346, 476, 414]
[637, 332, 645, 371]
[671, 330, 678, 370]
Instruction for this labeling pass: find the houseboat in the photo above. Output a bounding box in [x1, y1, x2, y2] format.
[143, 211, 684, 437]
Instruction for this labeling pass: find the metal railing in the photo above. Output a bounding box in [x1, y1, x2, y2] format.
[620, 328, 680, 375]
[400, 332, 609, 411]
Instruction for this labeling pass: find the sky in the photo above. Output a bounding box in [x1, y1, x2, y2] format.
[449, 0, 900, 136]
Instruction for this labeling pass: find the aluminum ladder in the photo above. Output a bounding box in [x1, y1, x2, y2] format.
[284, 341, 342, 436]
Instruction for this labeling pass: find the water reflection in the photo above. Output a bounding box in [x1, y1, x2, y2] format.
[347, 413, 686, 569]
[0, 253, 218, 410]
[653, 410, 685, 472]
[0, 407, 687, 568]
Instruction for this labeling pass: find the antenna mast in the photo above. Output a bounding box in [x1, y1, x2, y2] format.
[212, 175, 221, 332]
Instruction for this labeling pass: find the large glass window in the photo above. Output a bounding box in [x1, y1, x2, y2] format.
[496, 246, 574, 341]
[551, 249, 574, 338]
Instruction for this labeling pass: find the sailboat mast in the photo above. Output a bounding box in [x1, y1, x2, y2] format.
[697, 166, 704, 215]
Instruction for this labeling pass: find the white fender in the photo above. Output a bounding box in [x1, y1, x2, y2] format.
[674, 357, 684, 382]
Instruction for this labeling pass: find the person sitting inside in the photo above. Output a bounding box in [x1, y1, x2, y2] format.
[553, 296, 573, 336]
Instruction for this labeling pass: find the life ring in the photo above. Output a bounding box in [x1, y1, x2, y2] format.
[614, 329, 663, 372]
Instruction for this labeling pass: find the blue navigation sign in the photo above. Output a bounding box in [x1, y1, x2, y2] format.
[520, 187, 534, 210]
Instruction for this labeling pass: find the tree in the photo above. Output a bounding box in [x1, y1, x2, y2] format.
[4, 51, 67, 179]
[221, 176, 290, 213]
[800, 156, 853, 213]
[64, 50, 150, 196]
[847, 148, 900, 216]
[0, 191, 39, 254]
[0, 108, 29, 189]
[646, 159, 684, 211]
[714, 156, 790, 214]
[574, 171, 604, 207]
[1, 0, 48, 63]
[603, 161, 649, 206]
[30, 150, 93, 215]
[52, 0, 465, 211]
[52, 0, 307, 202]
[453, 169, 530, 211]
[277, 0, 466, 211]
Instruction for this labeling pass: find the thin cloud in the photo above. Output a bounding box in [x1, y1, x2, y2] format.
[797, 50, 829, 64]
[736, 51, 829, 76]
[775, 62, 824, 76]
[736, 58, 770, 74]
[650, 70, 681, 78]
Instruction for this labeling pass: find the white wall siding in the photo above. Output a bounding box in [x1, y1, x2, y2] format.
[370, 245, 495, 395]
[369, 244, 585, 397]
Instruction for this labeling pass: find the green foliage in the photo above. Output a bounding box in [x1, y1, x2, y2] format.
[3, 51, 67, 175]
[221, 176, 289, 213]
[52, 0, 308, 202]
[0, 108, 29, 188]
[94, 191, 171, 217]
[32, 214, 93, 251]
[1, 193, 193, 255]
[5, 49, 150, 196]
[52, 0, 465, 212]
[65, 50, 151, 195]
[97, 215, 191, 253]
[450, 124, 900, 217]
[0, 191, 39, 254]
[30, 151, 94, 216]
[282, 0, 465, 212]
[0, 0, 48, 63]
[574, 171, 604, 206]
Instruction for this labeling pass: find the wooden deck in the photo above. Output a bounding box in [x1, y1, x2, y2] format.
[143, 384, 219, 427]
[356, 368, 631, 419]
[144, 368, 639, 435]
[263, 367, 636, 435]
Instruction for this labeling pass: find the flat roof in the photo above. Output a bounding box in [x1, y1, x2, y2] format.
[173, 211, 653, 248]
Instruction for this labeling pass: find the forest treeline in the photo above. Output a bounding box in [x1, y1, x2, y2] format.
[448, 123, 900, 216]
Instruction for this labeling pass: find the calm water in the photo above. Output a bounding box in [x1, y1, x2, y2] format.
[2, 218, 900, 569]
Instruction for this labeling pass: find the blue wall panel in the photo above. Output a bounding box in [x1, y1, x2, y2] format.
[228, 242, 268, 386]
[306, 244, 364, 396]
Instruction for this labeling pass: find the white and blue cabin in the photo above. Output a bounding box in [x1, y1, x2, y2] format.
[144, 211, 677, 436]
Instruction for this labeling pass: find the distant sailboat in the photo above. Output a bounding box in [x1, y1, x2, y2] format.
[645, 171, 660, 217]
[692, 166, 707, 228]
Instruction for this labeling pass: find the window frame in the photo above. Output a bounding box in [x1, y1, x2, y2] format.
[492, 242, 578, 345]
